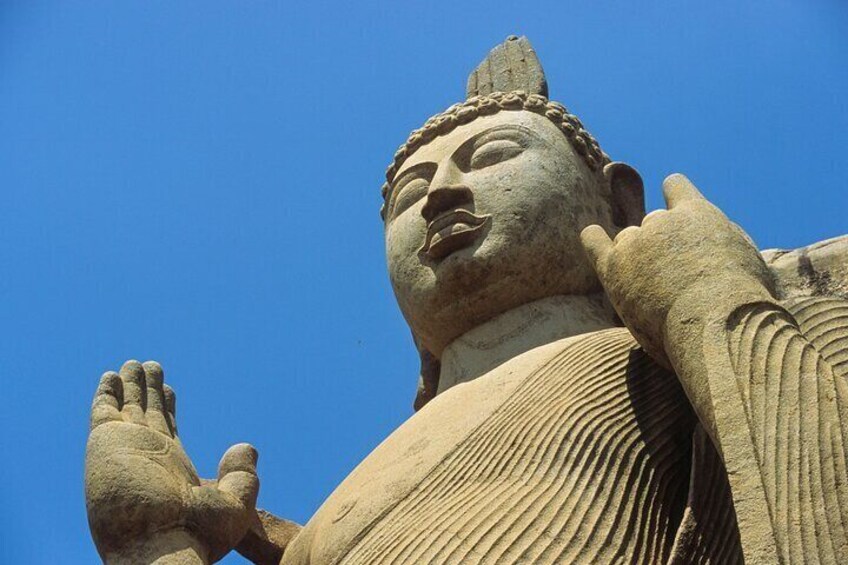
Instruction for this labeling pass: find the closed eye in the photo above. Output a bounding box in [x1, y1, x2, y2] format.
[469, 139, 524, 170]
[391, 177, 429, 219]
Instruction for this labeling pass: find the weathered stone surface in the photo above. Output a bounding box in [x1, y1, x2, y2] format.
[763, 234, 848, 300]
[466, 35, 548, 98]
[85, 36, 848, 564]
[235, 510, 303, 565]
[85, 360, 266, 564]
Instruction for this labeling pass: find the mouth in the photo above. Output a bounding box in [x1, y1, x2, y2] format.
[420, 209, 491, 260]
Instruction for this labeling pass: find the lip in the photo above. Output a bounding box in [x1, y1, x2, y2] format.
[420, 209, 491, 260]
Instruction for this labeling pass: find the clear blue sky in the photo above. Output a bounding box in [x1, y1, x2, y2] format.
[1, 2, 845, 563]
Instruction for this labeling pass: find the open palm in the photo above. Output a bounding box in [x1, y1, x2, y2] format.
[85, 360, 259, 563]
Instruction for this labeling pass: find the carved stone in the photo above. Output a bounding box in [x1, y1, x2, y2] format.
[466, 35, 548, 98]
[763, 234, 848, 300]
[85, 37, 848, 564]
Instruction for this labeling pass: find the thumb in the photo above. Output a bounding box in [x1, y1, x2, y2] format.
[217, 443, 259, 509]
[580, 225, 613, 277]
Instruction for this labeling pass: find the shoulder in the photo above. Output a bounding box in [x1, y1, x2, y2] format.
[764, 234, 848, 300]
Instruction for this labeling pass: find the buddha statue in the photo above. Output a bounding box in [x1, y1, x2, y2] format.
[84, 37, 848, 564]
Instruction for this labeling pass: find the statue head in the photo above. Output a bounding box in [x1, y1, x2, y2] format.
[382, 37, 645, 408]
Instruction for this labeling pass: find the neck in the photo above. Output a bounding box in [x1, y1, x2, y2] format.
[436, 293, 618, 395]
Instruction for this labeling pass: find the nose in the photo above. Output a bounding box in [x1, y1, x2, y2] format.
[421, 160, 473, 223]
[421, 184, 473, 224]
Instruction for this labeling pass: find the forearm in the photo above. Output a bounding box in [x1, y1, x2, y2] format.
[581, 173, 848, 561]
[662, 279, 776, 443]
[663, 280, 847, 455]
[235, 509, 303, 565]
[102, 529, 209, 565]
[663, 281, 848, 563]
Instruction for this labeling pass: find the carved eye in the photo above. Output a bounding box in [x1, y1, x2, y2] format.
[470, 139, 524, 170]
[392, 177, 429, 218]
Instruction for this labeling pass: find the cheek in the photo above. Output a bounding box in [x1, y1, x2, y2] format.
[474, 169, 606, 277]
[513, 171, 612, 237]
[470, 168, 534, 232]
[570, 177, 614, 229]
[477, 169, 570, 239]
[385, 210, 427, 283]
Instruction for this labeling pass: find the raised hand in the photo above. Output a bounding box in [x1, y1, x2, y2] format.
[580, 174, 776, 367]
[85, 360, 259, 564]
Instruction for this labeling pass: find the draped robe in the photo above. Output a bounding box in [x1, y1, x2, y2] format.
[275, 293, 848, 564]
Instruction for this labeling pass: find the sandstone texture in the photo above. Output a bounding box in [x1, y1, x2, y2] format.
[85, 37, 848, 564]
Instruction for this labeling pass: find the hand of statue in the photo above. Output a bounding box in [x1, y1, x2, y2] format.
[85, 360, 260, 564]
[580, 174, 775, 368]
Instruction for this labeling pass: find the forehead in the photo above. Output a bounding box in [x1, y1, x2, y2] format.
[394, 110, 567, 178]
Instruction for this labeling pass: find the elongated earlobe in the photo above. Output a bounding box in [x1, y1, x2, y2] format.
[604, 162, 645, 229]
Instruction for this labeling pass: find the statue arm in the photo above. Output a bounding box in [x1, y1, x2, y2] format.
[234, 509, 303, 565]
[663, 237, 848, 563]
[580, 174, 848, 563]
[663, 286, 848, 563]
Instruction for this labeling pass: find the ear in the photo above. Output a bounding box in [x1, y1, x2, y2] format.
[603, 162, 645, 229]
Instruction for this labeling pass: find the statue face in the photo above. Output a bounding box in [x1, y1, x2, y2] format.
[385, 110, 616, 355]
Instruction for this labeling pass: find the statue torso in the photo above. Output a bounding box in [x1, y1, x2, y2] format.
[282, 328, 698, 564]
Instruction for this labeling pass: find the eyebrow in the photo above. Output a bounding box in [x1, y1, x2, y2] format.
[392, 162, 434, 190]
[471, 124, 539, 151]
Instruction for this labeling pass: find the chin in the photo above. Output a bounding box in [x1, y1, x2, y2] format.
[396, 230, 598, 354]
[409, 265, 538, 355]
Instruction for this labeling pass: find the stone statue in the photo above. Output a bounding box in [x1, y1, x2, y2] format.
[85, 36, 848, 564]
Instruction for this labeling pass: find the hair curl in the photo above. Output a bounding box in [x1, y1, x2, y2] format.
[381, 90, 610, 220]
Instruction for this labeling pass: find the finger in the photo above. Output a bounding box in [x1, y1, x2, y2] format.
[163, 384, 178, 436]
[613, 225, 640, 244]
[217, 443, 260, 509]
[218, 443, 258, 479]
[640, 208, 667, 227]
[90, 371, 123, 430]
[119, 360, 147, 425]
[580, 225, 613, 275]
[662, 173, 704, 209]
[142, 361, 172, 436]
